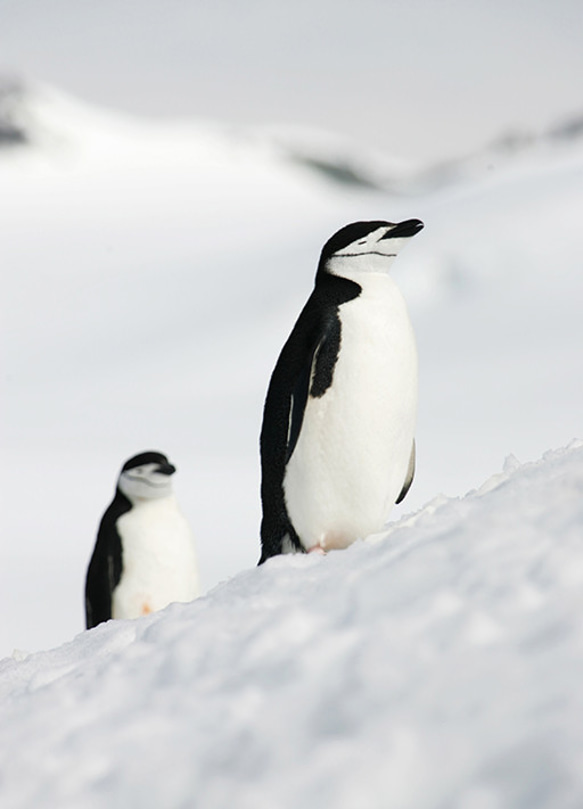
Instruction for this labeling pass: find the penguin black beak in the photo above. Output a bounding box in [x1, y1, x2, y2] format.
[156, 462, 176, 476]
[379, 219, 424, 240]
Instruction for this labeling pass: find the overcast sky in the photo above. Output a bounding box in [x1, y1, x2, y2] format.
[1, 0, 582, 161]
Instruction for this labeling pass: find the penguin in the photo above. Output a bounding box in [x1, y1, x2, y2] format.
[85, 451, 199, 629]
[259, 219, 423, 563]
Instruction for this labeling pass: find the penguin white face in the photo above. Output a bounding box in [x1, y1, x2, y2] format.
[117, 451, 176, 503]
[319, 219, 424, 278]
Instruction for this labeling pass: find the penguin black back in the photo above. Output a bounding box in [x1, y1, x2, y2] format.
[85, 491, 130, 628]
[259, 266, 362, 563]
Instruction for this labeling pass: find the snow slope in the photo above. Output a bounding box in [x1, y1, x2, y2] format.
[1, 442, 582, 809]
[1, 84, 583, 659]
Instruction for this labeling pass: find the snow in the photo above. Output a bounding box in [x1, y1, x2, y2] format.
[1, 81, 583, 806]
[1, 442, 583, 808]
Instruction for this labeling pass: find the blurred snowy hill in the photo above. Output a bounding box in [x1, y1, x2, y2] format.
[3, 78, 583, 192]
[1, 82, 582, 661]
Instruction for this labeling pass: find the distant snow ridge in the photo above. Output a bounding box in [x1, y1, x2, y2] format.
[0, 76, 411, 190]
[5, 76, 583, 193]
[0, 78, 28, 146]
[0, 76, 399, 188]
[0, 442, 582, 808]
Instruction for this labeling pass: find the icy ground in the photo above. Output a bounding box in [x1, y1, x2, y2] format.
[1, 442, 582, 809]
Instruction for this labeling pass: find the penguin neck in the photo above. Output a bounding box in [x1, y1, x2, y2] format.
[116, 486, 176, 509]
[314, 270, 362, 304]
[323, 252, 399, 283]
[112, 489, 132, 509]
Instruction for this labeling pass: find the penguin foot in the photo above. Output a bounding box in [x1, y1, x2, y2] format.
[307, 545, 326, 555]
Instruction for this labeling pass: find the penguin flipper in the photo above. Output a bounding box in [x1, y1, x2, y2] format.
[286, 349, 313, 463]
[287, 312, 341, 460]
[396, 440, 416, 504]
[85, 554, 112, 630]
[85, 507, 124, 629]
[259, 304, 334, 563]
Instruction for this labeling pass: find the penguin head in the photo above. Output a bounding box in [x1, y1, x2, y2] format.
[317, 219, 424, 280]
[117, 451, 177, 503]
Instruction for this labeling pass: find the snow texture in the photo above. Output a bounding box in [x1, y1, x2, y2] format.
[1, 81, 583, 807]
[1, 442, 582, 808]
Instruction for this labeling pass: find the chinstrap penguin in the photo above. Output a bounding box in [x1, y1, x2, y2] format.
[259, 219, 423, 563]
[85, 451, 200, 628]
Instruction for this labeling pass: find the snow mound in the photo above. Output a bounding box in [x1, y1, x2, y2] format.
[1, 442, 582, 809]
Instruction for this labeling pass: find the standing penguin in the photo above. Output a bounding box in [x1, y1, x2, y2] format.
[259, 219, 423, 563]
[85, 451, 199, 628]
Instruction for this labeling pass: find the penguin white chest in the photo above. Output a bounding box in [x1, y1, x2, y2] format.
[112, 496, 199, 620]
[283, 273, 417, 550]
